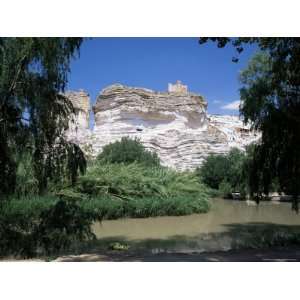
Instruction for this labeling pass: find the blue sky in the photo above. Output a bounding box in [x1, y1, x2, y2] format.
[67, 38, 257, 122]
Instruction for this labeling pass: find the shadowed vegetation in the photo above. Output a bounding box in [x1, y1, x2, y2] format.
[196, 148, 250, 199]
[0, 38, 90, 258]
[0, 196, 98, 258]
[0, 37, 86, 197]
[0, 137, 210, 258]
[199, 38, 300, 210]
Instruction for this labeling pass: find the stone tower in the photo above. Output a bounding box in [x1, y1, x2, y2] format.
[168, 80, 188, 94]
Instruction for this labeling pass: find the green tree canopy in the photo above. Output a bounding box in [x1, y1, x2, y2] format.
[0, 38, 86, 196]
[97, 137, 161, 167]
[199, 38, 300, 210]
[197, 148, 246, 193]
[197, 154, 230, 190]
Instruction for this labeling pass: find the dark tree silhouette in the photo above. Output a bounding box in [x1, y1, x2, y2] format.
[0, 38, 86, 196]
[199, 38, 300, 210]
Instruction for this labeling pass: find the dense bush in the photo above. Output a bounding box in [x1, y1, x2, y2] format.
[78, 162, 209, 200]
[219, 181, 232, 199]
[197, 148, 248, 198]
[15, 152, 39, 197]
[12, 144, 86, 198]
[81, 195, 210, 219]
[75, 161, 210, 218]
[97, 137, 160, 167]
[0, 189, 210, 258]
[197, 155, 230, 189]
[0, 196, 97, 258]
[1, 138, 213, 258]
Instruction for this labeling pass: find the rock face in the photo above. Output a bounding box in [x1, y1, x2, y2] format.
[65, 90, 93, 154]
[66, 89, 90, 129]
[66, 82, 259, 170]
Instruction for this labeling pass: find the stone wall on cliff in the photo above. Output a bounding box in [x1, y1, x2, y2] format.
[66, 83, 260, 170]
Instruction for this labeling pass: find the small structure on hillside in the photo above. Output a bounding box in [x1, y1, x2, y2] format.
[168, 80, 188, 94]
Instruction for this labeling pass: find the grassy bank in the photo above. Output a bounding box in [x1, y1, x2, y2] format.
[0, 196, 97, 258]
[11, 161, 211, 220]
[1, 138, 211, 258]
[82, 195, 210, 219]
[75, 161, 210, 218]
[0, 163, 210, 258]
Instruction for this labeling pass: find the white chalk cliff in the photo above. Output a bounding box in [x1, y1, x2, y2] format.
[66, 81, 259, 170]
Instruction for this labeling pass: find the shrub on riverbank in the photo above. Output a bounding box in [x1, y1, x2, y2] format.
[79, 138, 211, 215]
[97, 137, 160, 167]
[78, 162, 209, 199]
[0, 196, 97, 258]
[0, 189, 210, 258]
[1, 138, 211, 258]
[76, 138, 211, 217]
[75, 161, 211, 217]
[197, 148, 248, 198]
[81, 194, 210, 219]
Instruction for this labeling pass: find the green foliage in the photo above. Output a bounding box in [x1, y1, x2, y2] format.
[79, 161, 209, 200]
[197, 155, 230, 189]
[219, 181, 232, 199]
[0, 179, 210, 258]
[0, 37, 85, 196]
[34, 199, 95, 255]
[75, 161, 210, 218]
[15, 151, 39, 197]
[199, 38, 300, 210]
[1, 157, 211, 257]
[239, 51, 300, 207]
[80, 195, 210, 219]
[97, 137, 160, 167]
[0, 196, 96, 258]
[205, 187, 222, 198]
[197, 148, 248, 197]
[227, 148, 247, 190]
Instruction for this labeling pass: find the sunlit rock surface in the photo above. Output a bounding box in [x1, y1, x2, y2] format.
[65, 89, 93, 154]
[66, 82, 259, 170]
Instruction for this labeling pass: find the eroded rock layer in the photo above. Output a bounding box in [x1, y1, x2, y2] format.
[66, 83, 259, 170]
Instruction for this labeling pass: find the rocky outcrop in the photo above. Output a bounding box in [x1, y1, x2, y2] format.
[65, 90, 93, 155]
[66, 89, 90, 129]
[207, 114, 259, 151]
[66, 82, 259, 170]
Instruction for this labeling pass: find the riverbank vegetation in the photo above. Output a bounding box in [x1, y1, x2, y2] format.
[1, 137, 210, 258]
[79, 138, 210, 214]
[2, 37, 300, 259]
[0, 196, 97, 257]
[199, 38, 300, 211]
[78, 162, 210, 218]
[197, 145, 281, 200]
[197, 148, 249, 199]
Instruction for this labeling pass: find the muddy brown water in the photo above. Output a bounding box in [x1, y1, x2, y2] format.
[92, 199, 300, 254]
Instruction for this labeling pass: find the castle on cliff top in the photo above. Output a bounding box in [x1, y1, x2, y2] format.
[168, 80, 188, 94]
[65, 81, 259, 170]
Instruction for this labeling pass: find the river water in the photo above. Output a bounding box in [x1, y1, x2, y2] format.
[92, 199, 300, 253]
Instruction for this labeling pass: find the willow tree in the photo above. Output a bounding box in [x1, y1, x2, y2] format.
[0, 38, 86, 196]
[199, 38, 300, 210]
